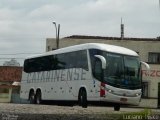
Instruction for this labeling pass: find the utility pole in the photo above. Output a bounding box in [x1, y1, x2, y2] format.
[121, 18, 124, 40]
[53, 21, 60, 49]
[57, 24, 60, 49]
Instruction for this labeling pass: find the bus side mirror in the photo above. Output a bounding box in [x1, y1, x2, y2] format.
[94, 55, 106, 69]
[140, 61, 150, 70]
[140, 61, 150, 87]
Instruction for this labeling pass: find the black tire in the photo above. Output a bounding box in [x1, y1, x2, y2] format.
[79, 89, 87, 108]
[35, 91, 42, 104]
[29, 92, 35, 104]
[114, 104, 120, 111]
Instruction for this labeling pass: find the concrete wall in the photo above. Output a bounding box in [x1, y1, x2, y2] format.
[46, 38, 160, 63]
[139, 98, 157, 108]
[0, 66, 22, 103]
[0, 87, 12, 103]
[142, 64, 160, 98]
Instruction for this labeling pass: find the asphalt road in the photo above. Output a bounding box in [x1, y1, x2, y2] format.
[0, 103, 160, 120]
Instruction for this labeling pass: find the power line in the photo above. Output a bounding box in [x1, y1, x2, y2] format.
[0, 53, 42, 56]
[0, 58, 25, 59]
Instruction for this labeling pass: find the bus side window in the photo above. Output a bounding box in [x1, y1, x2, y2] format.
[64, 50, 88, 70]
[57, 55, 65, 69]
[24, 59, 29, 73]
[27, 58, 37, 73]
[50, 55, 56, 70]
[79, 50, 88, 70]
[68, 52, 76, 68]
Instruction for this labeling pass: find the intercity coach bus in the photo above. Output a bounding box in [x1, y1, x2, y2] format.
[20, 43, 149, 111]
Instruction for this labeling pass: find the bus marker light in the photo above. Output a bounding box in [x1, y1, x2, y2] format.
[135, 93, 141, 96]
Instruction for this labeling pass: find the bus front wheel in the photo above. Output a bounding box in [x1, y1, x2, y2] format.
[79, 89, 87, 108]
[114, 104, 120, 111]
[35, 91, 42, 104]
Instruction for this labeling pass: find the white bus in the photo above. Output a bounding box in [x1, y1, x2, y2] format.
[20, 43, 149, 111]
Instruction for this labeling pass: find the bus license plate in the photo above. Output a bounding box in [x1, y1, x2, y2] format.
[120, 98, 127, 102]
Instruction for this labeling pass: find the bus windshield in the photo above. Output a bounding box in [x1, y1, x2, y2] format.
[89, 49, 141, 90]
[103, 52, 141, 90]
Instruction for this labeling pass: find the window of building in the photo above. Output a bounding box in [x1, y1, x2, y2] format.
[142, 82, 148, 98]
[148, 52, 160, 64]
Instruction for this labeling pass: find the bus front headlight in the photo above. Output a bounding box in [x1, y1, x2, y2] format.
[135, 93, 141, 96]
[105, 88, 114, 93]
[108, 89, 113, 93]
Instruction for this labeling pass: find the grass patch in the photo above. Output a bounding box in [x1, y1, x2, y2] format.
[101, 109, 153, 120]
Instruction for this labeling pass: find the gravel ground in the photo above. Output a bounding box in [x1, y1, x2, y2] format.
[0, 103, 160, 120]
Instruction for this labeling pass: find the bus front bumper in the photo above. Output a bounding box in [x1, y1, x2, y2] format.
[100, 92, 141, 106]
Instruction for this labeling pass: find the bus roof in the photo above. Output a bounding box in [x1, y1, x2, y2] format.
[27, 43, 138, 59]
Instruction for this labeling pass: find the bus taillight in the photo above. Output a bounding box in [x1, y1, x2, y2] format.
[100, 82, 105, 97]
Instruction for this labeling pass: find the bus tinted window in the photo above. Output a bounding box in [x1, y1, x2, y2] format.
[56, 54, 66, 69]
[56, 50, 88, 70]
[24, 50, 88, 73]
[78, 50, 88, 70]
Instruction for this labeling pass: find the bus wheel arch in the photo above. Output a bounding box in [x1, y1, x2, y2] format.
[78, 87, 88, 108]
[29, 89, 35, 104]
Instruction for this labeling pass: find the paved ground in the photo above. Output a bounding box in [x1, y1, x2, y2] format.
[0, 103, 160, 120]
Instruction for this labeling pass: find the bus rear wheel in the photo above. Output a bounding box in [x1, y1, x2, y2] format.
[79, 89, 87, 108]
[35, 91, 42, 104]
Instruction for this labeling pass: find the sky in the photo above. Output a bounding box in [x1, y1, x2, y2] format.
[0, 0, 160, 66]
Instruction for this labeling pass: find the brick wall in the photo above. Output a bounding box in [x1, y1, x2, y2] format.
[0, 66, 22, 82]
